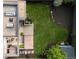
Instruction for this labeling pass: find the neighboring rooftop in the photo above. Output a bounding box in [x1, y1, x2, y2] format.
[3, 0, 18, 5]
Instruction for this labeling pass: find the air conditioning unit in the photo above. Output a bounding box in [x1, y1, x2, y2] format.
[6, 23, 14, 28]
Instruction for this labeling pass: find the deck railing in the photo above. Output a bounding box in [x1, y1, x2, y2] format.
[19, 49, 34, 55]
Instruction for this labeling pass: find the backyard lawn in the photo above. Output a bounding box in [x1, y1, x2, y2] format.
[26, 3, 68, 57]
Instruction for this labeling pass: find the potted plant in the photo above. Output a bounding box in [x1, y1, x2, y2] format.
[20, 32, 24, 36]
[25, 17, 32, 24]
[19, 32, 24, 48]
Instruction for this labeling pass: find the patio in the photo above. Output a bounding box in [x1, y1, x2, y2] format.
[19, 24, 34, 55]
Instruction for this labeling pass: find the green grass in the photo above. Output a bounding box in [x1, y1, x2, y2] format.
[26, 3, 68, 56]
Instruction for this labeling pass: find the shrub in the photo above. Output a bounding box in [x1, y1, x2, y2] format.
[47, 45, 66, 59]
[63, 0, 75, 3]
[63, 0, 75, 6]
[52, 25, 68, 44]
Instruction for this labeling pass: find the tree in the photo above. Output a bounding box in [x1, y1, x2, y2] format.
[47, 45, 66, 59]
